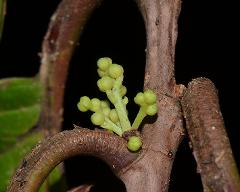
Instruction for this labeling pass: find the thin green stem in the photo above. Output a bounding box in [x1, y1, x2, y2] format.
[110, 76, 131, 132]
[102, 118, 123, 136]
[132, 107, 147, 129]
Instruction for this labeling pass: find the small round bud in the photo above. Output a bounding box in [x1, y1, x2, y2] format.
[143, 90, 157, 104]
[123, 96, 128, 105]
[77, 96, 91, 112]
[134, 92, 145, 105]
[127, 136, 142, 152]
[109, 109, 119, 123]
[120, 85, 127, 96]
[97, 57, 112, 71]
[97, 76, 114, 92]
[101, 100, 110, 108]
[77, 103, 87, 112]
[97, 69, 107, 77]
[102, 107, 111, 116]
[108, 64, 124, 79]
[145, 103, 158, 116]
[90, 98, 101, 112]
[91, 112, 105, 126]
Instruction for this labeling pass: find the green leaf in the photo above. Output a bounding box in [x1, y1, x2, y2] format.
[0, 104, 41, 137]
[0, 77, 43, 191]
[0, 131, 43, 192]
[0, 137, 16, 152]
[46, 166, 66, 192]
[39, 166, 66, 192]
[0, 78, 42, 150]
[0, 77, 66, 191]
[0, 0, 6, 41]
[0, 78, 42, 111]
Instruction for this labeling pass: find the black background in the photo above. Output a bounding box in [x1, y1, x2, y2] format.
[0, 0, 239, 191]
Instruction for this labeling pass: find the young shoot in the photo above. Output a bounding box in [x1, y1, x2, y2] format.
[77, 57, 158, 152]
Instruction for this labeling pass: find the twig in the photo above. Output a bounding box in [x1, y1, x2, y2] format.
[119, 0, 185, 191]
[38, 1, 104, 189]
[181, 78, 240, 192]
[8, 0, 185, 191]
[7, 127, 137, 192]
[136, 0, 181, 94]
[39, 0, 103, 135]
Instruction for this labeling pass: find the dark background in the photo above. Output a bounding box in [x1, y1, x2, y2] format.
[0, 0, 239, 191]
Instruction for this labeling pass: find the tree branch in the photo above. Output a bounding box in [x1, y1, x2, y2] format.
[39, 0, 103, 135]
[181, 78, 240, 192]
[37, 1, 104, 189]
[8, 1, 186, 192]
[119, 0, 185, 191]
[7, 127, 137, 192]
[136, 0, 181, 94]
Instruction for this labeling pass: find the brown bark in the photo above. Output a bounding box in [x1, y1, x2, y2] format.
[181, 78, 240, 192]
[39, 0, 103, 135]
[137, 0, 180, 94]
[119, 0, 185, 191]
[7, 0, 240, 191]
[7, 127, 137, 192]
[38, 1, 104, 190]
[8, 0, 186, 191]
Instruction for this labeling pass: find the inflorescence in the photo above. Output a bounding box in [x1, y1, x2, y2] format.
[77, 57, 158, 152]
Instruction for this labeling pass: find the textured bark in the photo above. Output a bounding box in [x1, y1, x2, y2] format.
[7, 128, 137, 192]
[9, 0, 185, 191]
[119, 0, 185, 191]
[7, 1, 240, 192]
[38, 1, 104, 189]
[181, 78, 240, 192]
[40, 0, 103, 135]
[137, 0, 180, 95]
[119, 95, 184, 192]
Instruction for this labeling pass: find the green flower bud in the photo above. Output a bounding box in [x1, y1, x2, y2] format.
[145, 103, 158, 116]
[134, 92, 145, 105]
[97, 69, 107, 77]
[97, 57, 112, 71]
[109, 109, 119, 123]
[90, 98, 101, 112]
[120, 85, 127, 96]
[77, 96, 91, 112]
[123, 96, 128, 105]
[144, 90, 157, 104]
[91, 112, 105, 126]
[102, 107, 111, 116]
[108, 64, 124, 79]
[101, 100, 110, 108]
[127, 136, 142, 152]
[97, 76, 114, 92]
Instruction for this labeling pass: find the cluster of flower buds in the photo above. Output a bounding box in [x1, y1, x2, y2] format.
[77, 57, 158, 152]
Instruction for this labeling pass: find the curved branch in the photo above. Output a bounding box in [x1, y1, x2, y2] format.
[9, 1, 186, 192]
[39, 0, 103, 135]
[181, 78, 240, 192]
[7, 127, 137, 192]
